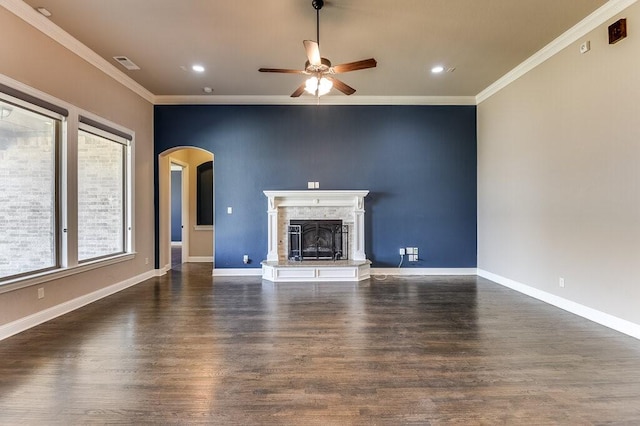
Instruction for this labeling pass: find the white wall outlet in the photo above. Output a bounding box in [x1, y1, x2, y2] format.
[243, 254, 249, 264]
[145, 257, 149, 265]
[227, 207, 233, 214]
[579, 40, 590, 54]
[37, 287, 44, 299]
[308, 181, 314, 189]
[314, 182, 319, 189]
[559, 277, 565, 288]
[399, 248, 406, 255]
[406, 247, 418, 261]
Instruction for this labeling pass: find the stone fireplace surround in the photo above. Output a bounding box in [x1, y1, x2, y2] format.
[262, 190, 371, 282]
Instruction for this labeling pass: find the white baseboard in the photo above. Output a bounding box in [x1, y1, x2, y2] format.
[0, 269, 157, 341]
[371, 268, 478, 276]
[478, 269, 640, 340]
[212, 268, 263, 277]
[187, 256, 213, 263]
[210, 267, 477, 278]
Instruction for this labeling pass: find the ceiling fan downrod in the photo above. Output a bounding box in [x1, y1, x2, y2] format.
[312, 0, 324, 47]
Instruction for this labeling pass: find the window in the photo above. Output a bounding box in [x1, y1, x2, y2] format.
[0, 97, 62, 280]
[0, 82, 134, 286]
[77, 126, 128, 261]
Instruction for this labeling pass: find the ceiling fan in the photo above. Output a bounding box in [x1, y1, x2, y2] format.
[259, 0, 377, 98]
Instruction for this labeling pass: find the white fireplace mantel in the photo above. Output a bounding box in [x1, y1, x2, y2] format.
[262, 190, 370, 282]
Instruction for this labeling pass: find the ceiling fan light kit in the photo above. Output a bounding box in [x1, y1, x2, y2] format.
[259, 0, 377, 98]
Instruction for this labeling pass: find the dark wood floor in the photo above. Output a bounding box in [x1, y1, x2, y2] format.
[1, 263, 640, 425]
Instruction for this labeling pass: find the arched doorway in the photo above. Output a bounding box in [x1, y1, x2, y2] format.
[158, 147, 214, 272]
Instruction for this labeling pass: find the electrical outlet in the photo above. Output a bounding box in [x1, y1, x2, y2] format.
[37, 287, 44, 299]
[243, 254, 249, 264]
[559, 277, 565, 288]
[145, 257, 149, 265]
[407, 247, 419, 262]
[399, 248, 406, 255]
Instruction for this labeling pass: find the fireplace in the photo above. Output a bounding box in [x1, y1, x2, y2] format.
[288, 220, 348, 261]
[262, 190, 370, 282]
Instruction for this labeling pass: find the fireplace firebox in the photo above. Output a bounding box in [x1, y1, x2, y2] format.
[288, 220, 348, 261]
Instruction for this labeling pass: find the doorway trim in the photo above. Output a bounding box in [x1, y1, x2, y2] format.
[170, 160, 189, 265]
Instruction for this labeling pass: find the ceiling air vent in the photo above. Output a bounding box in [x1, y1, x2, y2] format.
[113, 56, 140, 71]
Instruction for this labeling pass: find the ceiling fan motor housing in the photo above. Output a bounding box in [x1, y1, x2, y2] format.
[305, 58, 332, 74]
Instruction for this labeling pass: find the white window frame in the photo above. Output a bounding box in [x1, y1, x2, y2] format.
[0, 93, 65, 279]
[76, 122, 132, 263]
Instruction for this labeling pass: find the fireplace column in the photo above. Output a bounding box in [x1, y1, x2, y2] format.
[266, 194, 279, 262]
[353, 194, 366, 261]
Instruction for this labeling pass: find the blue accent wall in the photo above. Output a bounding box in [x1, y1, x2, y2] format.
[154, 105, 476, 269]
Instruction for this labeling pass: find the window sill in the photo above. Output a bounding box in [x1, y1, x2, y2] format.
[0, 253, 137, 295]
[194, 225, 213, 231]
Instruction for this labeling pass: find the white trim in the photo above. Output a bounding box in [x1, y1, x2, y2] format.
[212, 268, 263, 277]
[194, 225, 214, 231]
[171, 241, 182, 246]
[154, 95, 477, 106]
[371, 268, 478, 276]
[0, 0, 154, 104]
[210, 267, 476, 278]
[0, 269, 156, 341]
[478, 269, 640, 340]
[476, 0, 638, 104]
[187, 256, 213, 263]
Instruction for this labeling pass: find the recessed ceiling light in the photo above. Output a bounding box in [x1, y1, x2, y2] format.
[431, 65, 445, 74]
[192, 64, 205, 73]
[36, 7, 52, 17]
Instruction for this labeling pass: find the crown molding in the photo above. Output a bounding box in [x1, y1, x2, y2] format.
[476, 0, 638, 104]
[153, 95, 477, 106]
[0, 0, 155, 104]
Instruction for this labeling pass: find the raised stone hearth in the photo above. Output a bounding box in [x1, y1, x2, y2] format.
[262, 190, 370, 282]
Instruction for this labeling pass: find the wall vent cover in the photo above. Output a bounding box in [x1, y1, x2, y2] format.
[113, 56, 140, 71]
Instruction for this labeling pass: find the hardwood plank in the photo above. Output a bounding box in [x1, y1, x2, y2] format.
[1, 263, 640, 424]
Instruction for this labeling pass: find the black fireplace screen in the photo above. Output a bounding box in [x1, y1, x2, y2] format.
[288, 220, 348, 261]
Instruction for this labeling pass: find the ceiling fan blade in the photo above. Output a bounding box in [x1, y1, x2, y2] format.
[331, 58, 377, 74]
[290, 82, 307, 98]
[326, 76, 356, 96]
[259, 68, 305, 74]
[303, 40, 321, 66]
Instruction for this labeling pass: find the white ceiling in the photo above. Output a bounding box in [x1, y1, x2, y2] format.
[20, 0, 608, 100]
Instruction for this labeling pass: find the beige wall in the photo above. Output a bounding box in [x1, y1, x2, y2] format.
[478, 3, 640, 325]
[0, 8, 154, 326]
